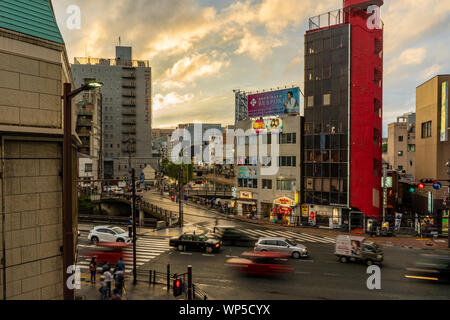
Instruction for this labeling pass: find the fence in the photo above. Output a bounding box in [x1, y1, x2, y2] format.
[136, 265, 208, 300]
[78, 214, 157, 228]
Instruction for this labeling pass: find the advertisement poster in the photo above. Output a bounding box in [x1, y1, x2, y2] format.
[301, 204, 309, 217]
[248, 88, 300, 118]
[251, 117, 283, 134]
[443, 210, 449, 234]
[238, 166, 257, 178]
[395, 213, 402, 231]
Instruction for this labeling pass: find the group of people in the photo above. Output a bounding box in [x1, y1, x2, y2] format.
[89, 257, 126, 300]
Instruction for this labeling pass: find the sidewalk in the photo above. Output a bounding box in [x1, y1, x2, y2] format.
[75, 278, 182, 300]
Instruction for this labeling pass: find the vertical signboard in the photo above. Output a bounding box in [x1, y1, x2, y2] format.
[441, 81, 448, 142]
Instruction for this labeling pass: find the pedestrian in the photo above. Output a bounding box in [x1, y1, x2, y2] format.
[101, 261, 110, 273]
[116, 257, 125, 272]
[99, 275, 108, 300]
[103, 268, 113, 298]
[111, 288, 122, 300]
[89, 257, 97, 284]
[115, 271, 125, 297]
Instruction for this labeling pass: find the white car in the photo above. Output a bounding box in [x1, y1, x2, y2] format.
[88, 226, 131, 243]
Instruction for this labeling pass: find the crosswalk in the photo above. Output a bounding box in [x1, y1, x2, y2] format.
[76, 235, 172, 274]
[237, 229, 336, 244]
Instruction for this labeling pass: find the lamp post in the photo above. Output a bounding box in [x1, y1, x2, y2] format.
[62, 81, 103, 300]
[125, 137, 137, 284]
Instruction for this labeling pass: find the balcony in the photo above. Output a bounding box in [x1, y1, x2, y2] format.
[74, 57, 149, 68]
[122, 122, 136, 126]
[122, 131, 136, 135]
[122, 111, 136, 116]
[122, 93, 136, 98]
[308, 9, 347, 31]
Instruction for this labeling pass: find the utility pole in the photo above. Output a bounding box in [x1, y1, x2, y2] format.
[132, 168, 137, 285]
[382, 163, 388, 224]
[179, 164, 184, 227]
[446, 160, 450, 248]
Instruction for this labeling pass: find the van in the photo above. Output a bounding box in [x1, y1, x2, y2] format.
[335, 235, 383, 266]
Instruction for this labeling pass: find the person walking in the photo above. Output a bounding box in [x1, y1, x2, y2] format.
[115, 271, 125, 297]
[99, 275, 108, 300]
[111, 288, 122, 300]
[103, 268, 113, 298]
[89, 257, 97, 284]
[116, 257, 125, 272]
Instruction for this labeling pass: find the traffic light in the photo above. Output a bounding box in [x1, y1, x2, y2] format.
[418, 183, 425, 190]
[173, 279, 182, 297]
[408, 186, 416, 193]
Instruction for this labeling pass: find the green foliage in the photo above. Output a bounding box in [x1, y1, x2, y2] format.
[162, 159, 193, 184]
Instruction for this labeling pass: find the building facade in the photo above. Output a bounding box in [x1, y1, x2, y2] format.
[413, 75, 450, 233]
[303, 0, 384, 227]
[386, 112, 415, 176]
[71, 46, 154, 180]
[0, 0, 76, 299]
[234, 115, 303, 225]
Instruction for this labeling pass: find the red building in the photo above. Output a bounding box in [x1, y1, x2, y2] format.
[303, 0, 383, 228]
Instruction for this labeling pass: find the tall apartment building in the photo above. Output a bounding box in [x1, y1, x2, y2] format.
[386, 112, 415, 176]
[413, 75, 450, 229]
[234, 90, 248, 122]
[71, 46, 153, 179]
[303, 0, 384, 227]
[75, 88, 103, 183]
[234, 115, 303, 225]
[0, 0, 76, 299]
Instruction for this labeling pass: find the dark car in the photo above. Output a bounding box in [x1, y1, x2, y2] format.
[169, 233, 222, 253]
[213, 226, 256, 247]
[405, 254, 450, 283]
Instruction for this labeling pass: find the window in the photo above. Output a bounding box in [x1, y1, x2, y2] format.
[398, 136, 403, 142]
[279, 133, 296, 144]
[421, 121, 432, 138]
[323, 93, 331, 106]
[307, 96, 314, 107]
[277, 180, 295, 191]
[262, 179, 272, 190]
[262, 134, 272, 144]
[278, 156, 296, 167]
[398, 165, 404, 170]
[408, 144, 415, 152]
[398, 151, 403, 157]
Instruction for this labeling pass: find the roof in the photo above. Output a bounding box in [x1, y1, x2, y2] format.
[0, 0, 64, 44]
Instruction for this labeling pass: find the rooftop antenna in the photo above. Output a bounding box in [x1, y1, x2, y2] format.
[119, 36, 121, 46]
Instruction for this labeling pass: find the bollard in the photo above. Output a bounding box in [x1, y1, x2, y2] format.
[187, 265, 193, 300]
[153, 270, 156, 284]
[167, 264, 170, 291]
[149, 270, 152, 286]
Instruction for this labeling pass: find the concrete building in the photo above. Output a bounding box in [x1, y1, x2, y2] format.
[413, 75, 450, 231]
[75, 88, 103, 182]
[71, 46, 154, 180]
[303, 0, 384, 228]
[386, 112, 415, 176]
[234, 115, 303, 225]
[234, 90, 248, 123]
[0, 0, 76, 299]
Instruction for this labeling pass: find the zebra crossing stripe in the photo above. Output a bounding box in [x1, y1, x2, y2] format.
[239, 229, 262, 237]
[283, 230, 334, 243]
[241, 229, 274, 238]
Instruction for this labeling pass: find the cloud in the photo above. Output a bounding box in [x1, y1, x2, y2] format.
[234, 29, 283, 61]
[153, 92, 194, 111]
[385, 47, 427, 76]
[284, 56, 303, 74]
[162, 53, 230, 86]
[422, 64, 443, 81]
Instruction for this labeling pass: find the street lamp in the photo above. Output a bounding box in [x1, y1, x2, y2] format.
[62, 81, 103, 301]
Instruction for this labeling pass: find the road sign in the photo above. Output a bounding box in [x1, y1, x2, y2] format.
[140, 172, 145, 184]
[432, 181, 442, 190]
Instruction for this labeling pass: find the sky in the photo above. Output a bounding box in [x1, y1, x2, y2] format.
[52, 0, 450, 136]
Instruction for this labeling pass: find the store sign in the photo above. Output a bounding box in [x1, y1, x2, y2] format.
[428, 192, 433, 214]
[309, 211, 316, 225]
[251, 117, 283, 135]
[238, 166, 258, 178]
[301, 204, 309, 217]
[231, 187, 237, 198]
[381, 177, 392, 188]
[239, 191, 253, 200]
[442, 210, 449, 234]
[274, 206, 292, 216]
[440, 81, 448, 142]
[274, 197, 295, 206]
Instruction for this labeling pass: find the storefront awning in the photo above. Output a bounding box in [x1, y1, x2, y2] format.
[237, 200, 256, 205]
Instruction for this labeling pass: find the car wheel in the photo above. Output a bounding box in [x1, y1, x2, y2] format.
[177, 245, 184, 251]
[366, 259, 373, 266]
[292, 252, 301, 259]
[117, 238, 124, 243]
[340, 256, 347, 263]
[207, 247, 213, 254]
[91, 236, 99, 243]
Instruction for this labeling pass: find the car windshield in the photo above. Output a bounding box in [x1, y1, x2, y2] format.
[286, 239, 297, 246]
[198, 235, 208, 242]
[112, 227, 126, 234]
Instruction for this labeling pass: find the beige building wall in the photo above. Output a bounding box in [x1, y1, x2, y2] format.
[0, 29, 74, 300]
[387, 119, 415, 177]
[416, 75, 450, 181]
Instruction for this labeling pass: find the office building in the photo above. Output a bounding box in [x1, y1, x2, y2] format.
[303, 0, 384, 227]
[386, 112, 415, 176]
[71, 46, 154, 179]
[0, 0, 76, 299]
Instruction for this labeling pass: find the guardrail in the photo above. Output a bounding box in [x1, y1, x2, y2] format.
[184, 190, 232, 197]
[78, 215, 157, 228]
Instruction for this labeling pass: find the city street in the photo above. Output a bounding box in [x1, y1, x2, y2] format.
[75, 190, 450, 300]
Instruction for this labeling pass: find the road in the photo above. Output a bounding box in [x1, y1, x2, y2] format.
[76, 190, 450, 300]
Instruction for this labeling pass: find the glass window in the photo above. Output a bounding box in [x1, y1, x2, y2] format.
[262, 179, 272, 189]
[307, 96, 314, 107]
[323, 93, 331, 106]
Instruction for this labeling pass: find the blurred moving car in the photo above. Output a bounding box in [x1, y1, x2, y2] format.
[88, 226, 131, 243]
[213, 226, 255, 247]
[405, 254, 450, 283]
[136, 188, 144, 197]
[114, 188, 124, 195]
[226, 251, 294, 277]
[335, 235, 383, 266]
[169, 233, 222, 253]
[83, 241, 132, 265]
[254, 238, 308, 259]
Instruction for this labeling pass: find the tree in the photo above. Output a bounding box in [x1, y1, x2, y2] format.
[162, 159, 193, 184]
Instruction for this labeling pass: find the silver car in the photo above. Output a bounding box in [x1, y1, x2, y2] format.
[254, 237, 308, 259]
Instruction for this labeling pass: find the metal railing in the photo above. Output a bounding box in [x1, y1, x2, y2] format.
[74, 57, 149, 68]
[78, 214, 157, 228]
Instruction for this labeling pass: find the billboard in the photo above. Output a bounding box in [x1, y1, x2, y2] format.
[251, 117, 283, 134]
[248, 88, 300, 118]
[238, 166, 257, 178]
[440, 81, 448, 142]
